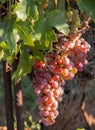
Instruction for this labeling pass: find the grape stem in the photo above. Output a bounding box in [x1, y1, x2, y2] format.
[78, 17, 92, 34]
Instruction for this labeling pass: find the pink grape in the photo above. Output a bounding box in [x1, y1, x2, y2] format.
[44, 106, 51, 111]
[53, 89, 60, 97]
[58, 86, 64, 96]
[43, 87, 50, 94]
[43, 111, 49, 117]
[42, 118, 50, 126]
[56, 96, 63, 102]
[54, 66, 62, 73]
[34, 88, 41, 95]
[52, 75, 60, 81]
[49, 112, 55, 118]
[53, 110, 59, 117]
[38, 85, 44, 90]
[38, 105, 44, 111]
[64, 41, 75, 49]
[42, 96, 48, 102]
[82, 59, 88, 65]
[51, 81, 59, 88]
[62, 56, 70, 65]
[47, 91, 54, 97]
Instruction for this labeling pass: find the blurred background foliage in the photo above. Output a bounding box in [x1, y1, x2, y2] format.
[0, 61, 41, 129]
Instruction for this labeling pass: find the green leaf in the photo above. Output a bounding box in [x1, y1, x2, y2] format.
[28, 0, 39, 20]
[34, 40, 50, 50]
[0, 23, 5, 42]
[55, 23, 69, 35]
[33, 10, 69, 48]
[34, 17, 57, 47]
[14, 20, 34, 46]
[47, 10, 69, 35]
[78, 0, 95, 20]
[12, 45, 34, 83]
[14, 0, 28, 21]
[0, 41, 12, 62]
[76, 128, 85, 130]
[32, 48, 44, 61]
[0, 48, 4, 60]
[0, 21, 17, 53]
[14, 0, 39, 21]
[6, 26, 17, 51]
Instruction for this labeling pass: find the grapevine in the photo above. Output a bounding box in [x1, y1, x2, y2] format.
[0, 0, 94, 129]
[32, 17, 91, 126]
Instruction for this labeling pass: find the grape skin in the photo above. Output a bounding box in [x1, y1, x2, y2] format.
[32, 34, 90, 126]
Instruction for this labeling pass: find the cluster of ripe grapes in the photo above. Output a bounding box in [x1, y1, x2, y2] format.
[32, 33, 90, 126]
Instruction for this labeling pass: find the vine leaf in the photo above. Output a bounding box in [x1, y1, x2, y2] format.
[14, 0, 38, 21]
[34, 10, 69, 47]
[78, 0, 95, 20]
[14, 0, 27, 21]
[0, 21, 16, 53]
[34, 17, 57, 47]
[28, 0, 39, 20]
[0, 41, 12, 62]
[32, 48, 44, 61]
[12, 45, 34, 83]
[0, 48, 4, 60]
[14, 20, 34, 46]
[48, 10, 69, 35]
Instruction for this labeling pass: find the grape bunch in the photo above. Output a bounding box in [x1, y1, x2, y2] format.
[32, 55, 64, 126]
[68, 37, 90, 71]
[32, 32, 90, 126]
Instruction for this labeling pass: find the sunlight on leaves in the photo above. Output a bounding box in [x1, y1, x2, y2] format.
[14, 20, 34, 46]
[76, 128, 85, 130]
[12, 45, 34, 83]
[34, 17, 57, 47]
[0, 21, 17, 52]
[0, 49, 4, 60]
[14, 0, 27, 21]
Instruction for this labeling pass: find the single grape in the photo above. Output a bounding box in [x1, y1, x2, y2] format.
[62, 68, 69, 77]
[51, 81, 59, 89]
